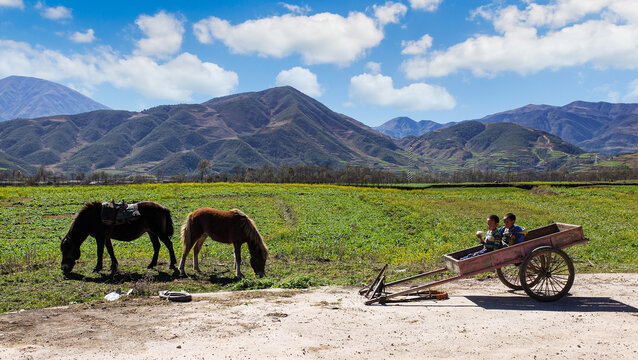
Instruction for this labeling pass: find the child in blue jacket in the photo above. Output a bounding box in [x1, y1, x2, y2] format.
[501, 213, 527, 246]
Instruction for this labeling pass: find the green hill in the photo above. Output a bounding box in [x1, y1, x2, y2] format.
[399, 121, 589, 172]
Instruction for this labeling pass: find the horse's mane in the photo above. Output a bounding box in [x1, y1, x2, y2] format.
[69, 202, 102, 219]
[62, 202, 101, 244]
[233, 209, 268, 259]
[82, 201, 102, 210]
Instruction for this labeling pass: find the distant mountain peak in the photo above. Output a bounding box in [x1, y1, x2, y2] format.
[374, 117, 455, 138]
[0, 75, 109, 121]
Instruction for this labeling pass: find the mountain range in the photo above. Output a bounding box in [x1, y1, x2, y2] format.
[0, 86, 415, 175]
[0, 84, 602, 175]
[0, 76, 109, 121]
[376, 102, 638, 155]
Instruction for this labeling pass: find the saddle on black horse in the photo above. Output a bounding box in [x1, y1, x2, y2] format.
[101, 199, 141, 226]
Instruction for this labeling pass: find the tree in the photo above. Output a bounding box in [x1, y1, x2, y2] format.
[197, 159, 211, 182]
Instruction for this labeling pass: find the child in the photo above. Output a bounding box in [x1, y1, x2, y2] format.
[501, 213, 527, 246]
[460, 215, 503, 260]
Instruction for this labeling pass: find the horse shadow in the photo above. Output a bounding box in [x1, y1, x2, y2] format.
[64, 270, 180, 284]
[63, 268, 238, 285]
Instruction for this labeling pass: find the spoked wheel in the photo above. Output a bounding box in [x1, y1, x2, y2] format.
[496, 264, 523, 290]
[519, 246, 575, 302]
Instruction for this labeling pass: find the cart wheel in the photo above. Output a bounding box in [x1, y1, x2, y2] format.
[496, 264, 523, 290]
[519, 246, 574, 302]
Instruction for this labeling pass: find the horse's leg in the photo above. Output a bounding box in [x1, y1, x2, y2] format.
[192, 237, 206, 273]
[147, 233, 161, 269]
[179, 235, 197, 277]
[105, 238, 119, 274]
[233, 242, 244, 279]
[94, 237, 105, 272]
[159, 235, 177, 270]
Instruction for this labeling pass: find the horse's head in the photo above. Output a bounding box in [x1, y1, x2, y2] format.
[249, 255, 266, 278]
[249, 244, 268, 278]
[59, 203, 95, 274]
[60, 234, 81, 274]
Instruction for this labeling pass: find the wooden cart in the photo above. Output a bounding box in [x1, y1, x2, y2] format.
[361, 223, 589, 305]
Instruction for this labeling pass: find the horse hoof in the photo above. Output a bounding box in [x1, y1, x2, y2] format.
[147, 264, 155, 269]
[93, 267, 102, 273]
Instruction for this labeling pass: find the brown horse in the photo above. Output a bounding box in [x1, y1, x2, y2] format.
[60, 201, 177, 274]
[178, 208, 268, 278]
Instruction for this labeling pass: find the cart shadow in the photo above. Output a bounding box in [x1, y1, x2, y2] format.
[464, 295, 638, 313]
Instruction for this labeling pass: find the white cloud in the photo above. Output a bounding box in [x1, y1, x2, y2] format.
[349, 72, 455, 111]
[193, 12, 384, 65]
[280, 2, 311, 15]
[275, 66, 322, 97]
[373, 1, 407, 26]
[408, 0, 442, 12]
[401, 34, 432, 55]
[134, 11, 184, 59]
[0, 40, 238, 102]
[365, 61, 381, 74]
[403, 0, 638, 79]
[624, 79, 638, 102]
[69, 29, 96, 43]
[0, 0, 23, 9]
[104, 53, 238, 100]
[38, 4, 72, 21]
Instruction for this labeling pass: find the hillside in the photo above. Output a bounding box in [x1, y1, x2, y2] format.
[0, 76, 109, 121]
[0, 149, 35, 174]
[479, 101, 638, 154]
[373, 117, 453, 138]
[375, 101, 638, 155]
[0, 86, 415, 175]
[398, 121, 590, 172]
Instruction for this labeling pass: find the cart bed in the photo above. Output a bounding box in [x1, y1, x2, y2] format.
[444, 223, 587, 276]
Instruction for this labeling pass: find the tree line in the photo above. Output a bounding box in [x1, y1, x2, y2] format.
[1, 161, 637, 186]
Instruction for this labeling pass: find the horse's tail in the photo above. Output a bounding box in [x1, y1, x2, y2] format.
[165, 209, 175, 238]
[233, 209, 268, 258]
[180, 212, 193, 252]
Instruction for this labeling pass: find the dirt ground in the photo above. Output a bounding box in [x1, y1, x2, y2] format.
[1, 273, 637, 359]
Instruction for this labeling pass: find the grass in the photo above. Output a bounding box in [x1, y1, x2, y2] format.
[0, 183, 637, 312]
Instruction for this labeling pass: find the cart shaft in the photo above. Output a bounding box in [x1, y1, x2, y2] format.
[383, 267, 448, 287]
[366, 274, 463, 305]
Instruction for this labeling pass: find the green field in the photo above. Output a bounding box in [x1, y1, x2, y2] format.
[1, 183, 637, 312]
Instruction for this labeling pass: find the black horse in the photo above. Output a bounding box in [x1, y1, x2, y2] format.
[60, 201, 177, 274]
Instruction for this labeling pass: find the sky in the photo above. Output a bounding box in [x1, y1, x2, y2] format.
[1, 0, 638, 126]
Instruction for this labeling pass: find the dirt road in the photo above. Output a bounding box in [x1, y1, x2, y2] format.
[1, 273, 637, 359]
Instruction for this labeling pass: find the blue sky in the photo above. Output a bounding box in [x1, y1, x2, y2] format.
[1, 0, 637, 126]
